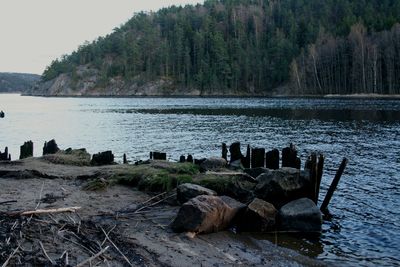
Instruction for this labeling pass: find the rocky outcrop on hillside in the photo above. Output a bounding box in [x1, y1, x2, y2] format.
[28, 66, 208, 96]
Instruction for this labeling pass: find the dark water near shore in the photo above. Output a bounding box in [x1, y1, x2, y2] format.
[1, 94, 399, 266]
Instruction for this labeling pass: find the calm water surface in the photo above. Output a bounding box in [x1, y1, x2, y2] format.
[0, 94, 399, 266]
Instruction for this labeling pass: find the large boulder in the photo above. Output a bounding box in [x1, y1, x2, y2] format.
[200, 157, 227, 172]
[255, 167, 311, 208]
[196, 173, 256, 203]
[177, 183, 217, 204]
[279, 198, 322, 232]
[171, 195, 246, 234]
[237, 198, 278, 232]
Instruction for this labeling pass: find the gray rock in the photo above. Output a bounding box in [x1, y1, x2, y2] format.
[244, 167, 271, 179]
[200, 157, 227, 171]
[177, 183, 217, 204]
[279, 198, 322, 232]
[171, 195, 246, 234]
[229, 159, 243, 170]
[237, 198, 278, 232]
[255, 167, 311, 208]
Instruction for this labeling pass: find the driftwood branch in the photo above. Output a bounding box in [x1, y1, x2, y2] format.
[75, 246, 109, 267]
[100, 227, 133, 267]
[39, 241, 56, 265]
[20, 207, 81, 216]
[1, 245, 20, 267]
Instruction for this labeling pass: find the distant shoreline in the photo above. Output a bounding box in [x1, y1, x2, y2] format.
[2, 92, 399, 99]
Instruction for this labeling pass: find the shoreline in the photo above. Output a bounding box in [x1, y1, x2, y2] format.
[12, 92, 400, 100]
[0, 156, 325, 266]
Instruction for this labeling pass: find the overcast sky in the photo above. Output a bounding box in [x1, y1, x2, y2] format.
[0, 0, 203, 74]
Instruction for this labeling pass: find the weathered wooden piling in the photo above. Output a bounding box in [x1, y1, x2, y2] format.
[187, 154, 194, 163]
[242, 145, 251, 168]
[251, 147, 265, 168]
[282, 144, 300, 169]
[306, 153, 318, 204]
[221, 143, 228, 161]
[179, 155, 186, 163]
[315, 154, 325, 205]
[265, 149, 279, 170]
[320, 158, 348, 213]
[0, 147, 11, 161]
[229, 142, 243, 163]
[91, 151, 115, 166]
[153, 152, 167, 160]
[43, 139, 59, 155]
[20, 141, 33, 159]
[123, 153, 128, 164]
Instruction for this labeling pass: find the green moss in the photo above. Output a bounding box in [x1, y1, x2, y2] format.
[196, 175, 232, 195]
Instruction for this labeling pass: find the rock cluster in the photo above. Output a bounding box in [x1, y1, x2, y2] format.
[171, 159, 323, 235]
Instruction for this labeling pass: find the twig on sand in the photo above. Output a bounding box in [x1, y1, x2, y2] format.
[100, 226, 133, 267]
[19, 207, 81, 216]
[75, 246, 109, 267]
[1, 245, 20, 267]
[0, 200, 17, 205]
[39, 241, 55, 265]
[101, 225, 116, 247]
[35, 182, 45, 210]
[122, 193, 176, 216]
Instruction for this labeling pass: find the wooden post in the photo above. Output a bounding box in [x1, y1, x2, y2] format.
[315, 154, 324, 205]
[243, 145, 251, 168]
[251, 147, 265, 168]
[307, 153, 318, 204]
[123, 153, 128, 164]
[221, 143, 228, 161]
[179, 155, 186, 163]
[320, 158, 348, 213]
[265, 149, 279, 170]
[187, 154, 193, 163]
[229, 142, 243, 163]
[20, 141, 34, 160]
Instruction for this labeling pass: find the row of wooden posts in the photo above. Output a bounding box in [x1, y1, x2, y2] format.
[0, 139, 59, 161]
[223, 142, 301, 170]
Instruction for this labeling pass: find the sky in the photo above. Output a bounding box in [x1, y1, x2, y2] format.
[0, 0, 203, 75]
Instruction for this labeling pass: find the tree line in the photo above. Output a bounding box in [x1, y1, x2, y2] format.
[41, 0, 400, 95]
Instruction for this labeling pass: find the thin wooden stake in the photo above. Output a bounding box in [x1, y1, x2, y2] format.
[320, 158, 348, 213]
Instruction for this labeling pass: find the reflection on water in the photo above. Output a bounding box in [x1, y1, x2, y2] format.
[0, 94, 399, 266]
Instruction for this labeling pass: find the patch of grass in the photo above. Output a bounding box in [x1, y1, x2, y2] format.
[196, 175, 232, 195]
[43, 149, 91, 166]
[138, 173, 193, 192]
[82, 178, 109, 191]
[164, 163, 200, 175]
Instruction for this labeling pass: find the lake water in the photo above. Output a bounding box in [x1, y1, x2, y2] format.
[1, 94, 399, 266]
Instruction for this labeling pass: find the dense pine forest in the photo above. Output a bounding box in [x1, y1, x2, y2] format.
[40, 0, 400, 95]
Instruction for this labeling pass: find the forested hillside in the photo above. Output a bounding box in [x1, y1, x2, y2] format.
[0, 73, 40, 93]
[37, 0, 400, 96]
